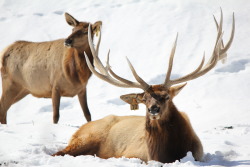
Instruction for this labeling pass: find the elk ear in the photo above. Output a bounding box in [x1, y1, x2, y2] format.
[120, 93, 144, 110]
[92, 21, 102, 36]
[65, 13, 79, 27]
[169, 83, 187, 98]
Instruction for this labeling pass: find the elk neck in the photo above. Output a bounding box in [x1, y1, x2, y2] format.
[145, 100, 190, 163]
[63, 43, 94, 85]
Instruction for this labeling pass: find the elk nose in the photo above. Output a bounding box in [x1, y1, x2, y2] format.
[149, 105, 160, 115]
[64, 38, 73, 46]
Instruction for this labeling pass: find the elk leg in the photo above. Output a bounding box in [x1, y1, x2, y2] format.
[12, 89, 29, 104]
[78, 88, 91, 122]
[0, 80, 22, 124]
[53, 137, 98, 157]
[52, 87, 61, 124]
[53, 143, 86, 156]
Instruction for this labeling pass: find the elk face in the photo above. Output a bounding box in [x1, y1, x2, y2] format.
[142, 86, 169, 120]
[64, 13, 102, 48]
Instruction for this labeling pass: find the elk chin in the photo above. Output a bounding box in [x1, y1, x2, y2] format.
[64, 42, 72, 47]
[149, 114, 160, 120]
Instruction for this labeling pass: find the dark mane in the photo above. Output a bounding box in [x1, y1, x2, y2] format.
[145, 102, 193, 163]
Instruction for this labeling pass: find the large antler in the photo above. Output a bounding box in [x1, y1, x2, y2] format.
[85, 9, 235, 91]
[84, 24, 151, 91]
[163, 9, 235, 88]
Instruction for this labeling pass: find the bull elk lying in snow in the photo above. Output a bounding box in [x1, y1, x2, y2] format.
[0, 13, 102, 124]
[53, 10, 235, 163]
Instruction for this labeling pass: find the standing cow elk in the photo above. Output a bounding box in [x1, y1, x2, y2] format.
[0, 13, 102, 124]
[53, 10, 234, 163]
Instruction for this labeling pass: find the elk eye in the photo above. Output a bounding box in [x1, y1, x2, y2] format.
[159, 95, 169, 101]
[159, 97, 165, 101]
[76, 31, 82, 35]
[81, 29, 88, 34]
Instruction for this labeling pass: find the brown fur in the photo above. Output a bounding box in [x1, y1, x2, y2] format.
[53, 84, 203, 163]
[145, 103, 201, 162]
[0, 13, 102, 124]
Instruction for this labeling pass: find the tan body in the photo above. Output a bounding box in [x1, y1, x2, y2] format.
[54, 110, 203, 163]
[61, 115, 148, 161]
[0, 13, 102, 124]
[1, 40, 91, 97]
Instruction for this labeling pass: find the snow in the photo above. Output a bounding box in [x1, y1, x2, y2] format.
[0, 0, 250, 166]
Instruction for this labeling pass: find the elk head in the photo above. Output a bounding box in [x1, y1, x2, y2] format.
[120, 83, 186, 121]
[64, 13, 102, 49]
[84, 10, 235, 122]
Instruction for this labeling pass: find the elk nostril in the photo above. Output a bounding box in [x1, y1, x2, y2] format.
[149, 106, 160, 115]
[64, 39, 73, 46]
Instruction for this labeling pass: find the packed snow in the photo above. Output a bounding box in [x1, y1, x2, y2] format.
[0, 0, 250, 166]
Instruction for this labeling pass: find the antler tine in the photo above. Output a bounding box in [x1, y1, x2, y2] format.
[217, 8, 223, 44]
[84, 52, 143, 88]
[85, 26, 149, 90]
[105, 49, 111, 69]
[215, 8, 235, 55]
[205, 11, 235, 68]
[164, 33, 178, 87]
[95, 25, 102, 57]
[203, 10, 224, 69]
[211, 10, 235, 64]
[163, 10, 234, 88]
[106, 53, 140, 86]
[88, 24, 107, 75]
[220, 13, 235, 54]
[106, 56, 150, 91]
[212, 9, 227, 63]
[189, 33, 223, 79]
[125, 57, 151, 91]
[105, 51, 139, 86]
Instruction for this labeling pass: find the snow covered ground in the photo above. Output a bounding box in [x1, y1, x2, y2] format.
[0, 0, 250, 166]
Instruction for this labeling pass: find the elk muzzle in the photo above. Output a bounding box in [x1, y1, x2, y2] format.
[148, 105, 160, 120]
[64, 38, 73, 47]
